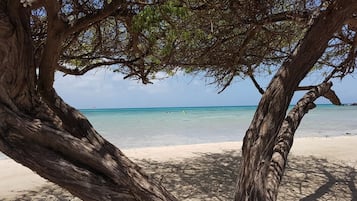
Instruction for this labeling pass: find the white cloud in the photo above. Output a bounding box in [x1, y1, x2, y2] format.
[54, 69, 180, 108]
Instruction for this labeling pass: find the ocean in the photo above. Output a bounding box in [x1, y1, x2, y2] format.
[0, 105, 356, 159]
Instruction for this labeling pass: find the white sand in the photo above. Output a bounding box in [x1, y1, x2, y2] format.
[124, 135, 357, 162]
[0, 159, 47, 198]
[291, 135, 357, 163]
[1, 135, 357, 200]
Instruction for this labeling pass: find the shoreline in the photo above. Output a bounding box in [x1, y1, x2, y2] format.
[1, 135, 357, 200]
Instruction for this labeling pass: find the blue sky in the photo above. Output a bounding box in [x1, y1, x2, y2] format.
[54, 69, 357, 109]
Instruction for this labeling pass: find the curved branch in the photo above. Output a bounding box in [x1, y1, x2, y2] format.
[57, 58, 139, 76]
[0, 102, 177, 201]
[266, 82, 334, 200]
[296, 86, 341, 105]
[323, 89, 341, 105]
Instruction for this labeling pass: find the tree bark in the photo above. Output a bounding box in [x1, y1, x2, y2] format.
[235, 1, 357, 200]
[0, 1, 177, 201]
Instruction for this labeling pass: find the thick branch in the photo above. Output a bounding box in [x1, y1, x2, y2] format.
[265, 82, 333, 200]
[323, 89, 341, 105]
[297, 85, 341, 105]
[0, 103, 176, 201]
[0, 130, 135, 201]
[38, 1, 67, 92]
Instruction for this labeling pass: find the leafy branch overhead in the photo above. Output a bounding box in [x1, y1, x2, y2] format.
[30, 0, 356, 92]
[130, 0, 311, 89]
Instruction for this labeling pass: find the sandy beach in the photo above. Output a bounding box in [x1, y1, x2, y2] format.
[1, 135, 357, 200]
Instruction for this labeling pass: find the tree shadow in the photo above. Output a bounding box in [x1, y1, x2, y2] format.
[281, 156, 357, 201]
[138, 152, 357, 201]
[2, 151, 357, 201]
[137, 150, 240, 201]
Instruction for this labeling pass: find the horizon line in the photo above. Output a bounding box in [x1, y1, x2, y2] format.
[77, 103, 347, 110]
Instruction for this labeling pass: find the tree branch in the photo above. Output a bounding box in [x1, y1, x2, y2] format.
[297, 85, 341, 105]
[266, 82, 334, 200]
[217, 26, 260, 93]
[323, 89, 341, 105]
[64, 0, 127, 36]
[253, 10, 311, 25]
[217, 70, 235, 94]
[249, 74, 265, 95]
[296, 85, 315, 91]
[296, 86, 341, 105]
[0, 102, 178, 201]
[57, 58, 139, 76]
[38, 1, 67, 92]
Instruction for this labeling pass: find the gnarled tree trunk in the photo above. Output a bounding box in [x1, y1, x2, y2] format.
[234, 0, 357, 200]
[0, 1, 177, 201]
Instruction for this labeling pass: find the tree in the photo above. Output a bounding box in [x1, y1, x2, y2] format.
[232, 1, 357, 200]
[0, 1, 356, 201]
[0, 0, 177, 200]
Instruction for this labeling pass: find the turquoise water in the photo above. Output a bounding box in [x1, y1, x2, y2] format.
[0, 105, 357, 159]
[82, 104, 357, 149]
[83, 106, 255, 148]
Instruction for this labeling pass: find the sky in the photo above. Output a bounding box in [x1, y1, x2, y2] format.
[54, 68, 357, 109]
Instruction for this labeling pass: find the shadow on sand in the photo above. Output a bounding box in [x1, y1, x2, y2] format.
[2, 150, 357, 201]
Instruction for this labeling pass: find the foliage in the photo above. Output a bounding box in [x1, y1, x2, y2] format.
[129, 1, 312, 88]
[29, 0, 357, 89]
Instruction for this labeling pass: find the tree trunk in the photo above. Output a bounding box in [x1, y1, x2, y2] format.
[235, 1, 357, 200]
[0, 2, 177, 201]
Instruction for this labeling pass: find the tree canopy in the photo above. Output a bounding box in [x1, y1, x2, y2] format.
[133, 0, 356, 92]
[33, 0, 356, 94]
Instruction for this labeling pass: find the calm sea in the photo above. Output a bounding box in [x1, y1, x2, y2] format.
[0, 105, 356, 159]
